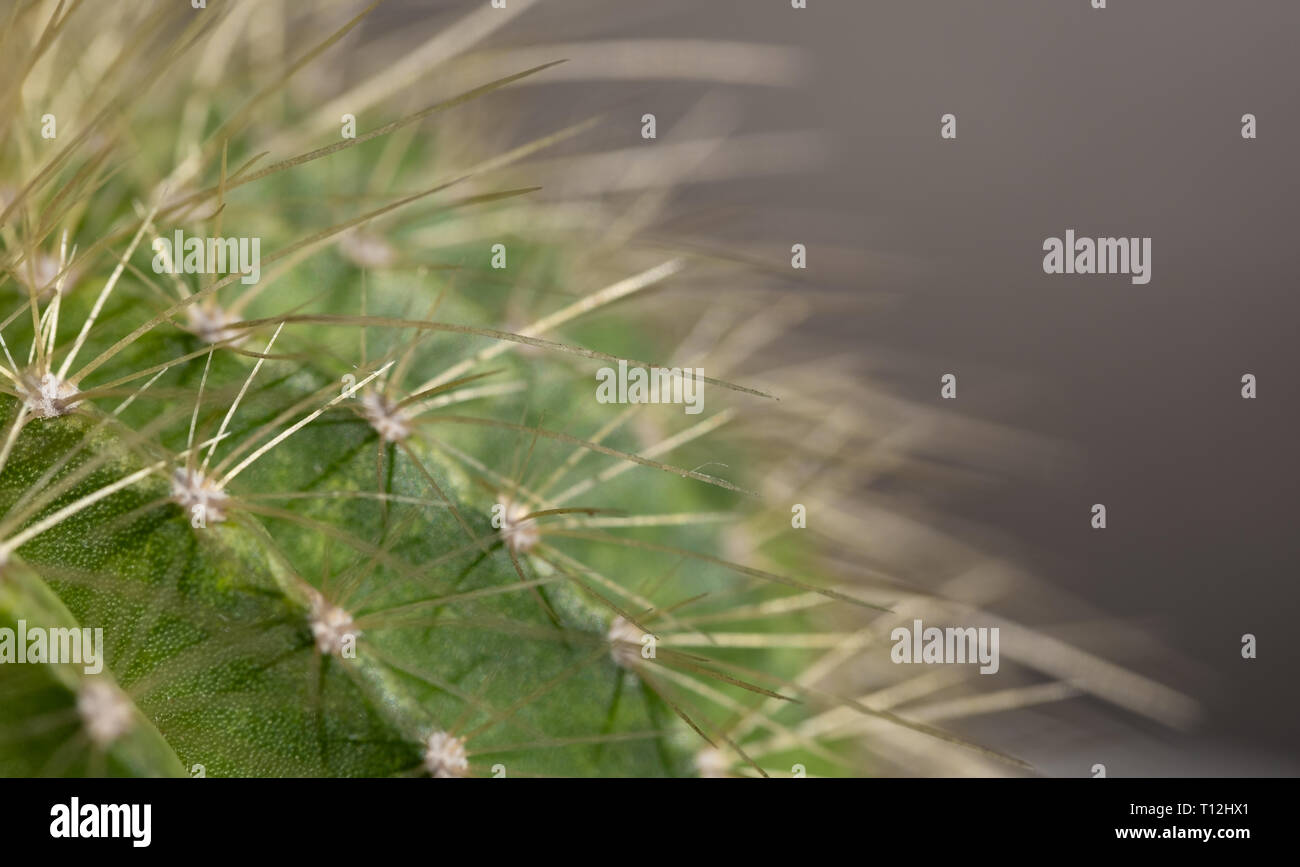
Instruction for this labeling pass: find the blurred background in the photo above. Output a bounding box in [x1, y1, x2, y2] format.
[358, 0, 1299, 775]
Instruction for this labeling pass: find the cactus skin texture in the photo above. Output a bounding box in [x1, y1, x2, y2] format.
[0, 0, 889, 779]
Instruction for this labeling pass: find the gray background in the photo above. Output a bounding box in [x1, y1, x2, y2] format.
[372, 0, 1300, 773]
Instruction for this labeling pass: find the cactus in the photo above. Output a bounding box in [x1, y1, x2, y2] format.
[0, 1, 1193, 779]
